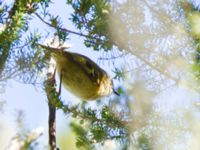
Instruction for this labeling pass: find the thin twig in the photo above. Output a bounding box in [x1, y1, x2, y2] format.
[35, 12, 95, 39]
[45, 70, 58, 150]
[34, 12, 112, 47]
[48, 103, 56, 150]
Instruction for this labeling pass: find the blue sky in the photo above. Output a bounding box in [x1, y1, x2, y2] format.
[1, 0, 200, 149]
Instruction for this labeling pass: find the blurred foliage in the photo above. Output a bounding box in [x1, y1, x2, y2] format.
[183, 2, 200, 82]
[57, 129, 78, 150]
[137, 134, 151, 150]
[5, 110, 44, 150]
[70, 123, 94, 150]
[1, 0, 200, 150]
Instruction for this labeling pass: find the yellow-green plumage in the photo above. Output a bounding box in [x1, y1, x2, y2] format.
[39, 44, 113, 100]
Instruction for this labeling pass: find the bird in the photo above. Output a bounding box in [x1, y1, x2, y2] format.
[38, 44, 119, 100]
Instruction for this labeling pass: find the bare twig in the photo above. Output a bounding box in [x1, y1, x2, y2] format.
[48, 104, 56, 150]
[35, 13, 92, 39]
[45, 69, 58, 150]
[34, 12, 109, 46]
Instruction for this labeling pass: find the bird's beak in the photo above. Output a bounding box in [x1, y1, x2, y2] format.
[113, 88, 120, 96]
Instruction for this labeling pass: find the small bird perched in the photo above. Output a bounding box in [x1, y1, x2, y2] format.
[38, 44, 118, 100]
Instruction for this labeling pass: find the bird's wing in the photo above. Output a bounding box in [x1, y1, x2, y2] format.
[69, 52, 105, 85]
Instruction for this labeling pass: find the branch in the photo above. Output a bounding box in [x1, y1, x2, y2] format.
[34, 12, 109, 47]
[48, 104, 56, 150]
[57, 103, 131, 130]
[44, 71, 58, 150]
[35, 13, 92, 39]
